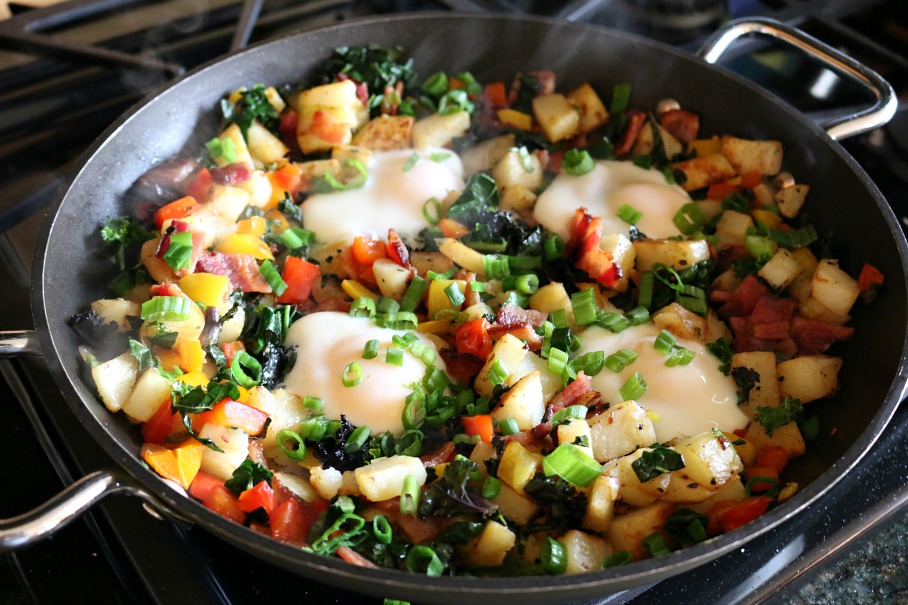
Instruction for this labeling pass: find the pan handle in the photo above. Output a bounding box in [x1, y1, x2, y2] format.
[0, 330, 42, 357]
[0, 469, 189, 552]
[697, 17, 897, 141]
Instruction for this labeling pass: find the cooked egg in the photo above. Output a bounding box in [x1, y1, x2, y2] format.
[301, 149, 464, 244]
[533, 161, 690, 240]
[283, 312, 445, 436]
[577, 324, 746, 442]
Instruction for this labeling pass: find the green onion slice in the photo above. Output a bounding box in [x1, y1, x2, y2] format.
[444, 282, 465, 307]
[673, 203, 706, 235]
[362, 339, 379, 360]
[619, 371, 647, 400]
[303, 396, 323, 412]
[141, 296, 192, 322]
[487, 358, 509, 386]
[610, 82, 632, 114]
[386, 348, 404, 366]
[654, 329, 677, 355]
[540, 537, 568, 575]
[162, 231, 193, 271]
[617, 203, 643, 225]
[562, 149, 595, 176]
[350, 297, 377, 318]
[542, 443, 602, 487]
[403, 152, 420, 172]
[342, 362, 363, 387]
[422, 197, 442, 225]
[260, 260, 287, 296]
[604, 348, 638, 373]
[231, 350, 263, 388]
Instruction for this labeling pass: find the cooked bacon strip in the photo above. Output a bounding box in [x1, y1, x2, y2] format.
[439, 349, 485, 384]
[566, 208, 620, 287]
[210, 163, 251, 186]
[659, 109, 700, 145]
[497, 303, 546, 328]
[196, 251, 271, 293]
[385, 228, 413, 269]
[719, 275, 768, 317]
[420, 442, 455, 467]
[548, 372, 593, 414]
[790, 317, 854, 355]
[614, 110, 646, 156]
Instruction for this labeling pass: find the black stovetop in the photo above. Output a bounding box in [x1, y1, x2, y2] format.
[0, 1, 906, 603]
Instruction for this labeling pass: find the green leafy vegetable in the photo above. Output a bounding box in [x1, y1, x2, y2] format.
[754, 397, 804, 436]
[631, 445, 685, 483]
[100, 216, 153, 270]
[707, 337, 734, 375]
[224, 459, 274, 496]
[224, 84, 281, 137]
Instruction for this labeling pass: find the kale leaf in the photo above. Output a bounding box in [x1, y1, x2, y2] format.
[419, 457, 497, 518]
[313, 416, 369, 472]
[224, 84, 281, 137]
[101, 216, 153, 270]
[631, 445, 685, 483]
[320, 45, 415, 96]
[706, 337, 734, 375]
[523, 475, 586, 530]
[754, 397, 804, 436]
[663, 508, 709, 547]
[224, 459, 274, 496]
[732, 366, 761, 403]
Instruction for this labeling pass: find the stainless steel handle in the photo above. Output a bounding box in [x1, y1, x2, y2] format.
[0, 470, 188, 551]
[0, 330, 41, 356]
[698, 18, 897, 141]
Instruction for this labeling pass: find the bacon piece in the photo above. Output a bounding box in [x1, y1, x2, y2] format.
[790, 318, 854, 355]
[210, 163, 251, 186]
[659, 109, 700, 145]
[507, 70, 556, 105]
[439, 349, 485, 384]
[385, 228, 412, 268]
[497, 303, 546, 328]
[548, 372, 593, 414]
[279, 110, 300, 155]
[336, 546, 380, 569]
[719, 275, 768, 317]
[614, 110, 646, 156]
[196, 251, 271, 293]
[567, 208, 621, 287]
[314, 298, 352, 313]
[751, 295, 797, 326]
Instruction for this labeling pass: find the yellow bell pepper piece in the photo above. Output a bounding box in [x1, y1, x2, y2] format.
[265, 209, 290, 234]
[427, 279, 466, 320]
[142, 441, 205, 489]
[417, 319, 453, 335]
[215, 233, 273, 260]
[341, 279, 379, 301]
[156, 348, 182, 372]
[687, 136, 722, 157]
[497, 108, 533, 131]
[177, 371, 209, 388]
[237, 216, 267, 237]
[178, 273, 231, 311]
[175, 340, 204, 373]
[751, 208, 783, 229]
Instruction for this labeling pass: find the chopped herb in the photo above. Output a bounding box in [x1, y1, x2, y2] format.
[706, 337, 733, 375]
[732, 366, 761, 402]
[226, 84, 281, 137]
[755, 397, 804, 436]
[631, 445, 685, 483]
[100, 216, 153, 270]
[603, 550, 632, 568]
[642, 532, 670, 557]
[664, 508, 709, 547]
[224, 459, 273, 496]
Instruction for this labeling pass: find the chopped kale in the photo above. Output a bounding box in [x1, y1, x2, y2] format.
[511, 73, 541, 114]
[631, 445, 685, 483]
[128, 338, 156, 371]
[732, 366, 761, 403]
[419, 457, 497, 518]
[67, 310, 121, 348]
[224, 459, 274, 496]
[523, 475, 586, 530]
[663, 508, 709, 547]
[224, 84, 281, 137]
[313, 416, 369, 472]
[754, 396, 804, 436]
[100, 216, 153, 270]
[320, 45, 415, 103]
[706, 337, 734, 375]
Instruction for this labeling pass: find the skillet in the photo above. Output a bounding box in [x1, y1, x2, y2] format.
[0, 14, 906, 605]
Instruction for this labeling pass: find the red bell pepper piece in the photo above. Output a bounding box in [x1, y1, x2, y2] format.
[271, 498, 329, 546]
[238, 480, 276, 516]
[276, 256, 321, 304]
[202, 484, 247, 524]
[141, 399, 182, 445]
[154, 196, 199, 230]
[756, 445, 789, 475]
[461, 414, 494, 443]
[455, 318, 493, 360]
[718, 496, 773, 532]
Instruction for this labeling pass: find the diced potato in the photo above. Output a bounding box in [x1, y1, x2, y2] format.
[237, 170, 273, 209]
[219, 307, 245, 344]
[604, 449, 672, 507]
[660, 472, 714, 503]
[91, 298, 140, 331]
[351, 115, 414, 150]
[246, 120, 289, 166]
[372, 257, 412, 300]
[530, 282, 573, 322]
[745, 421, 806, 458]
[263, 86, 285, 113]
[558, 530, 614, 574]
[208, 184, 252, 224]
[355, 455, 427, 502]
[261, 388, 307, 450]
[687, 475, 748, 515]
[515, 352, 565, 404]
[632, 121, 683, 159]
[411, 111, 470, 149]
[732, 351, 780, 419]
[588, 400, 656, 463]
[672, 154, 736, 191]
[274, 471, 319, 503]
[296, 80, 368, 154]
[605, 501, 673, 560]
[121, 368, 172, 422]
[310, 465, 344, 500]
[810, 259, 860, 316]
[492, 371, 545, 431]
[499, 185, 537, 215]
[532, 93, 580, 142]
[474, 334, 529, 398]
[198, 424, 249, 480]
[774, 183, 810, 219]
[139, 296, 206, 347]
[331, 145, 373, 165]
[493, 483, 541, 525]
[714, 210, 754, 247]
[583, 474, 621, 533]
[469, 439, 496, 469]
[652, 302, 707, 343]
[92, 352, 139, 413]
[633, 238, 710, 272]
[705, 310, 732, 344]
[721, 136, 783, 176]
[212, 123, 254, 167]
[498, 441, 543, 493]
[438, 237, 486, 275]
[566, 82, 609, 133]
[777, 355, 842, 403]
[758, 249, 802, 290]
[672, 431, 743, 490]
[557, 417, 594, 458]
[459, 134, 514, 176]
[410, 251, 454, 277]
[602, 233, 635, 293]
[491, 148, 543, 191]
[296, 158, 342, 192]
[458, 521, 516, 568]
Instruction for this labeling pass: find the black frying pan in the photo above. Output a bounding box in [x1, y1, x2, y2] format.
[3, 14, 907, 605]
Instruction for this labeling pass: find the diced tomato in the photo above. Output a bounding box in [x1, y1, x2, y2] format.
[461, 414, 494, 443]
[756, 445, 789, 475]
[185, 168, 213, 201]
[483, 81, 507, 109]
[718, 496, 773, 532]
[707, 182, 740, 201]
[745, 465, 779, 493]
[203, 484, 247, 524]
[222, 341, 246, 367]
[189, 471, 224, 502]
[141, 399, 182, 445]
[352, 236, 387, 265]
[271, 498, 329, 547]
[154, 196, 199, 230]
[706, 500, 739, 535]
[858, 263, 885, 293]
[740, 170, 763, 189]
[277, 256, 320, 304]
[238, 480, 276, 516]
[455, 318, 493, 359]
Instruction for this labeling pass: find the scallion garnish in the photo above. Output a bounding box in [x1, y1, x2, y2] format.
[429, 151, 451, 163]
[141, 296, 191, 322]
[303, 396, 323, 412]
[638, 271, 655, 309]
[550, 405, 587, 425]
[399, 475, 421, 516]
[665, 346, 695, 367]
[386, 348, 404, 366]
[260, 260, 287, 296]
[626, 306, 650, 325]
[617, 204, 643, 225]
[206, 136, 236, 163]
[444, 282, 465, 307]
[421, 71, 448, 96]
[403, 152, 420, 172]
[482, 254, 511, 280]
[342, 362, 363, 387]
[231, 350, 263, 388]
[275, 429, 308, 460]
[643, 532, 670, 557]
[571, 288, 599, 326]
[422, 197, 442, 225]
[279, 227, 314, 250]
[604, 348, 638, 373]
[344, 425, 371, 454]
[378, 297, 400, 315]
[769, 224, 818, 248]
[382, 311, 418, 330]
[515, 146, 535, 173]
[570, 351, 605, 376]
[162, 231, 193, 271]
[547, 347, 569, 376]
[487, 358, 509, 386]
[542, 443, 602, 487]
[362, 339, 379, 359]
[372, 515, 393, 545]
[654, 330, 677, 355]
[540, 537, 567, 575]
[562, 149, 595, 176]
[610, 82, 632, 114]
[350, 297, 377, 318]
[400, 276, 429, 312]
[515, 274, 539, 295]
[619, 371, 647, 400]
[673, 203, 707, 235]
[597, 312, 631, 333]
[544, 234, 565, 261]
[405, 545, 444, 577]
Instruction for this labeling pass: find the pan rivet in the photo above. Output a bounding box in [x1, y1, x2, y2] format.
[656, 98, 680, 117]
[773, 172, 795, 190]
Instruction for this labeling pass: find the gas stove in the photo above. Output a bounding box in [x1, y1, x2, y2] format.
[0, 1, 905, 604]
